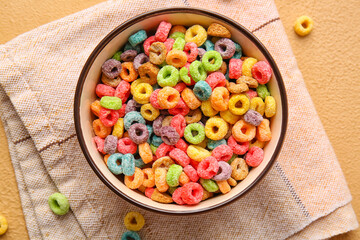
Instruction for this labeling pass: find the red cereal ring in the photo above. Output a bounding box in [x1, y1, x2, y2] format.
[229, 58, 243, 79]
[117, 103, 126, 118]
[205, 72, 226, 90]
[190, 159, 200, 170]
[181, 182, 203, 205]
[170, 114, 186, 137]
[143, 36, 156, 56]
[184, 62, 196, 86]
[114, 80, 131, 103]
[227, 136, 249, 155]
[99, 107, 120, 127]
[251, 61, 272, 84]
[155, 21, 172, 42]
[173, 82, 187, 93]
[149, 89, 164, 110]
[168, 98, 190, 116]
[211, 144, 233, 162]
[175, 138, 189, 152]
[169, 148, 190, 167]
[117, 137, 137, 154]
[183, 165, 199, 182]
[96, 84, 115, 98]
[172, 187, 186, 205]
[245, 146, 264, 167]
[197, 156, 219, 179]
[93, 136, 106, 154]
[245, 89, 258, 99]
[145, 187, 155, 198]
[184, 42, 198, 63]
[164, 38, 175, 52]
[155, 143, 175, 158]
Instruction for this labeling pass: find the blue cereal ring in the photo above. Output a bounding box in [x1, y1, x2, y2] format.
[193, 81, 212, 101]
[122, 153, 135, 176]
[151, 134, 163, 147]
[124, 111, 146, 130]
[207, 139, 227, 150]
[107, 153, 123, 175]
[135, 157, 146, 169]
[124, 42, 141, 53]
[146, 125, 153, 143]
[121, 231, 141, 240]
[129, 30, 148, 47]
[203, 40, 214, 51]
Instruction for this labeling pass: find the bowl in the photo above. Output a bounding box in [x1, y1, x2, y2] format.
[74, 7, 288, 214]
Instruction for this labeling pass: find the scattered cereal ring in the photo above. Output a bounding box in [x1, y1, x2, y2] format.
[220, 109, 241, 124]
[181, 88, 202, 110]
[160, 126, 180, 145]
[170, 114, 186, 137]
[121, 153, 136, 176]
[140, 103, 160, 121]
[201, 100, 219, 117]
[157, 66, 179, 87]
[170, 25, 187, 35]
[244, 109, 263, 126]
[48, 192, 70, 216]
[121, 50, 137, 62]
[0, 215, 8, 235]
[175, 138, 189, 152]
[151, 188, 173, 203]
[124, 111, 146, 130]
[96, 84, 115, 98]
[183, 165, 199, 182]
[206, 72, 226, 90]
[133, 53, 149, 70]
[230, 158, 249, 180]
[120, 62, 138, 83]
[155, 168, 169, 192]
[207, 23, 231, 38]
[172, 37, 186, 51]
[245, 146, 264, 167]
[184, 42, 198, 62]
[138, 62, 159, 85]
[125, 167, 144, 189]
[124, 211, 145, 231]
[152, 156, 174, 171]
[99, 107, 120, 127]
[166, 164, 183, 187]
[169, 148, 190, 167]
[128, 123, 149, 144]
[93, 119, 112, 138]
[142, 168, 155, 187]
[93, 136, 105, 154]
[185, 109, 202, 124]
[216, 180, 231, 194]
[115, 81, 131, 103]
[172, 187, 186, 205]
[294, 15, 314, 36]
[242, 57, 258, 77]
[189, 60, 207, 82]
[121, 231, 141, 240]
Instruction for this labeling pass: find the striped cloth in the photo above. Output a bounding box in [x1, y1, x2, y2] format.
[0, 0, 358, 239]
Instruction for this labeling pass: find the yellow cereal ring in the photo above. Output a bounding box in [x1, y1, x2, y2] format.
[228, 94, 250, 115]
[124, 211, 145, 231]
[142, 168, 155, 188]
[90, 100, 101, 117]
[185, 25, 207, 47]
[294, 16, 314, 36]
[250, 97, 265, 116]
[141, 103, 160, 121]
[179, 172, 190, 186]
[216, 180, 231, 194]
[230, 158, 249, 181]
[187, 145, 211, 162]
[130, 79, 146, 95]
[158, 87, 180, 109]
[185, 109, 202, 124]
[232, 119, 256, 142]
[201, 100, 219, 117]
[124, 167, 144, 189]
[256, 119, 272, 142]
[155, 168, 169, 192]
[250, 139, 266, 149]
[112, 118, 124, 138]
[181, 88, 202, 110]
[227, 177, 237, 187]
[210, 87, 229, 111]
[205, 117, 229, 140]
[196, 138, 208, 149]
[152, 156, 175, 171]
[242, 57, 258, 77]
[0, 215, 8, 235]
[151, 188, 173, 203]
[139, 142, 153, 164]
[264, 96, 276, 118]
[133, 83, 153, 104]
[220, 110, 241, 124]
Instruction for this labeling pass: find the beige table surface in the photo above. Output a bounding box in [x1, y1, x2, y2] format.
[0, 0, 359, 239]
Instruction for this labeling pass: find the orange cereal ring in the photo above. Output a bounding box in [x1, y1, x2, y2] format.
[104, 154, 110, 164]
[230, 158, 249, 181]
[256, 119, 272, 142]
[93, 119, 112, 138]
[151, 188, 173, 203]
[227, 177, 237, 187]
[138, 185, 146, 193]
[155, 168, 169, 192]
[181, 88, 202, 110]
[179, 172, 190, 186]
[139, 142, 153, 164]
[166, 49, 187, 68]
[232, 119, 256, 142]
[170, 25, 187, 35]
[158, 87, 180, 109]
[90, 100, 101, 117]
[124, 167, 145, 189]
[152, 156, 175, 171]
[185, 109, 202, 124]
[201, 188, 214, 201]
[138, 62, 159, 85]
[120, 62, 138, 82]
[149, 42, 167, 65]
[216, 180, 231, 194]
[207, 23, 231, 38]
[210, 87, 229, 111]
[142, 168, 155, 188]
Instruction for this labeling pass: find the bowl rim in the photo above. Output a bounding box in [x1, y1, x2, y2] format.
[74, 7, 288, 215]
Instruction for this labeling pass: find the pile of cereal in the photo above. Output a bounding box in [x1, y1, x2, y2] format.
[91, 21, 276, 205]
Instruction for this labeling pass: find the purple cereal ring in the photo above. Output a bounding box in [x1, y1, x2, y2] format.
[121, 50, 138, 62]
[212, 161, 232, 181]
[128, 123, 149, 144]
[133, 53, 150, 70]
[125, 99, 141, 114]
[102, 59, 122, 79]
[244, 109, 263, 126]
[214, 38, 236, 59]
[104, 135, 118, 154]
[160, 126, 180, 145]
[153, 115, 165, 136]
[197, 48, 206, 60]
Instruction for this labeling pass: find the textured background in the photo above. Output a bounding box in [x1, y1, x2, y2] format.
[0, 0, 359, 239]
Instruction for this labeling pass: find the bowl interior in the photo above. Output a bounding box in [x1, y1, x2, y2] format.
[76, 9, 286, 214]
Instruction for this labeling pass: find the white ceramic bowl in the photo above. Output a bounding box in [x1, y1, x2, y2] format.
[74, 7, 288, 214]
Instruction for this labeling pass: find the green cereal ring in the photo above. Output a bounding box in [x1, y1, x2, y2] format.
[179, 67, 192, 84]
[100, 96, 122, 110]
[228, 154, 238, 164]
[233, 42, 242, 59]
[150, 144, 158, 155]
[170, 32, 185, 40]
[256, 84, 270, 100]
[48, 193, 70, 215]
[189, 60, 207, 82]
[157, 65, 179, 87]
[200, 178, 219, 192]
[121, 231, 141, 240]
[159, 61, 168, 68]
[112, 51, 123, 61]
[166, 164, 183, 187]
[184, 123, 205, 144]
[172, 37, 186, 51]
[168, 186, 178, 195]
[202, 50, 223, 72]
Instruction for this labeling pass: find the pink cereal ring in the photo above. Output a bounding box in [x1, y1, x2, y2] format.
[251, 61, 272, 84]
[145, 187, 155, 198]
[245, 89, 258, 99]
[175, 138, 188, 152]
[114, 80, 131, 103]
[164, 38, 175, 52]
[150, 89, 164, 109]
[155, 143, 175, 158]
[227, 136, 249, 155]
[211, 144, 233, 162]
[184, 42, 198, 63]
[205, 72, 226, 90]
[155, 21, 172, 42]
[197, 156, 219, 179]
[183, 165, 199, 182]
[99, 107, 120, 127]
[245, 146, 264, 167]
[229, 58, 243, 79]
[170, 114, 186, 137]
[93, 136, 106, 154]
[173, 82, 187, 93]
[168, 98, 190, 116]
[117, 137, 137, 154]
[181, 182, 203, 205]
[184, 62, 196, 86]
[169, 148, 190, 167]
[143, 36, 156, 56]
[172, 187, 186, 205]
[96, 84, 115, 98]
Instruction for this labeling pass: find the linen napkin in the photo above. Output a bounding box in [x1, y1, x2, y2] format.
[0, 0, 358, 239]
